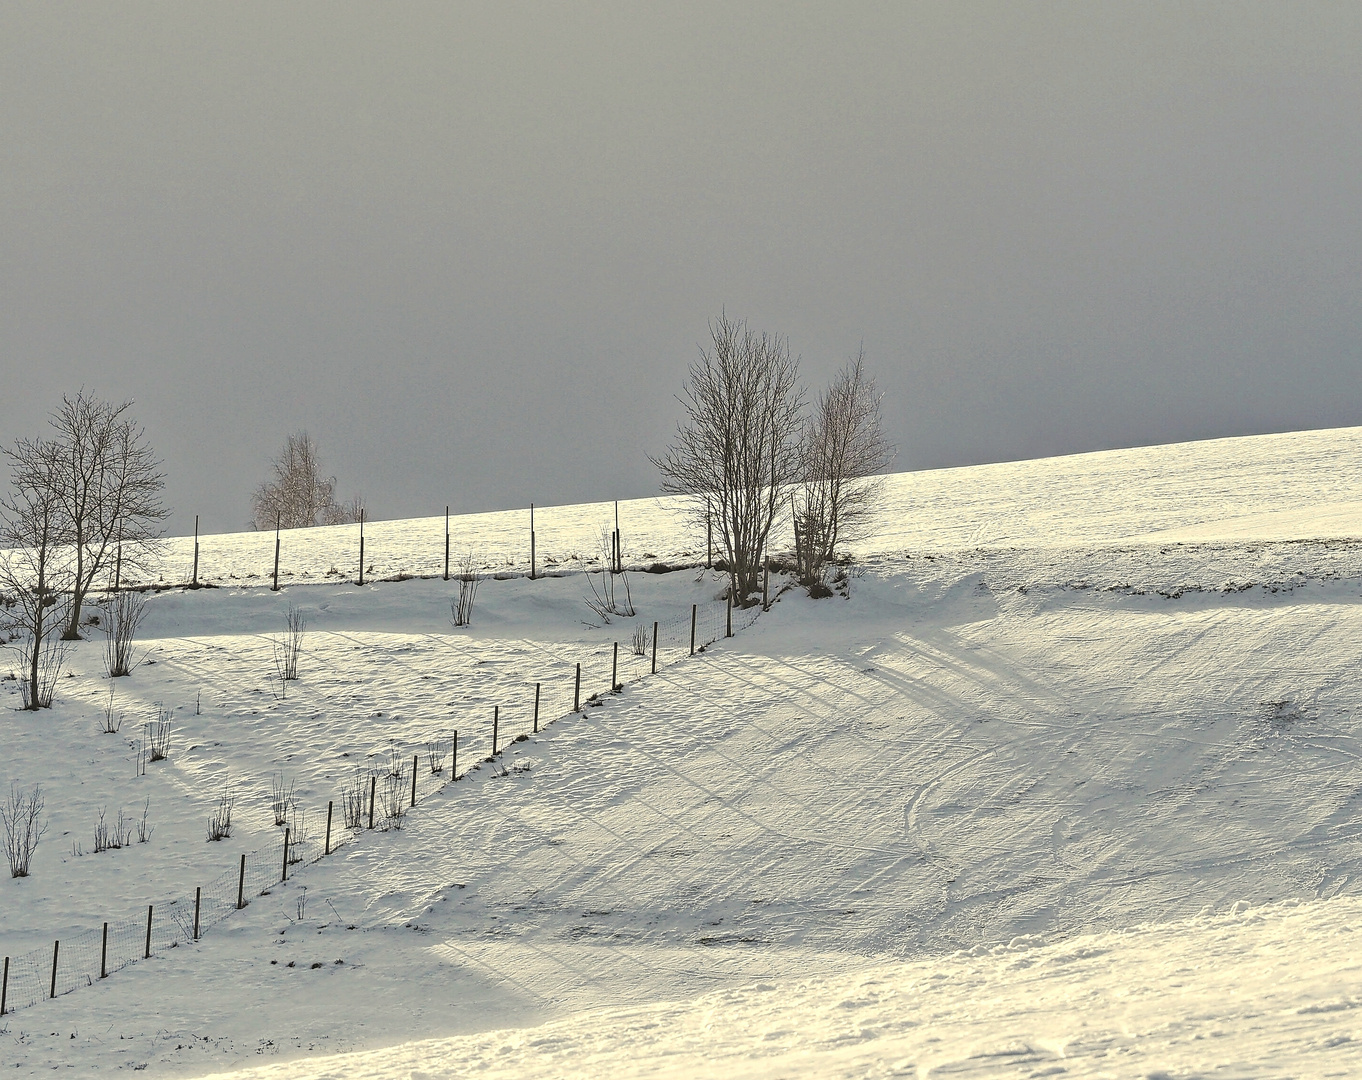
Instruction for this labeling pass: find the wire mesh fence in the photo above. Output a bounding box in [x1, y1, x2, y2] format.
[0, 593, 765, 1018]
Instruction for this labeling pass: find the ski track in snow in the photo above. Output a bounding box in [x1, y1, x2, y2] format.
[2, 427, 1362, 1076]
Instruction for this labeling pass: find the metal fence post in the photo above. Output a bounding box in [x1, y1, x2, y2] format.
[237, 854, 247, 909]
[690, 604, 697, 656]
[651, 621, 658, 674]
[533, 683, 541, 733]
[574, 663, 581, 712]
[100, 924, 108, 979]
[144, 906, 153, 960]
[325, 800, 333, 855]
[193, 887, 201, 940]
[282, 828, 290, 882]
[49, 940, 58, 1000]
[411, 755, 418, 807]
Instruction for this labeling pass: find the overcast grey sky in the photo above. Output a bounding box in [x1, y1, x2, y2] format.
[2, 3, 1360, 532]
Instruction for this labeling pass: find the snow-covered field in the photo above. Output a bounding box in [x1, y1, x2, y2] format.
[3, 426, 1362, 1077]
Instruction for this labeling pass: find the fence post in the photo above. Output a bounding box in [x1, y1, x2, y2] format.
[237, 854, 247, 909]
[100, 923, 108, 979]
[763, 558, 769, 611]
[144, 906, 153, 959]
[358, 509, 366, 586]
[726, 594, 732, 638]
[574, 663, 581, 712]
[192, 514, 199, 587]
[492, 706, 499, 756]
[533, 683, 541, 733]
[529, 504, 536, 580]
[193, 887, 201, 940]
[690, 604, 697, 656]
[325, 800, 334, 855]
[282, 828, 290, 882]
[410, 755, 418, 807]
[651, 621, 658, 674]
[272, 513, 281, 591]
[368, 775, 376, 829]
[1, 955, 7, 1015]
[49, 940, 58, 1000]
[444, 506, 450, 581]
[452, 731, 458, 778]
[611, 641, 618, 691]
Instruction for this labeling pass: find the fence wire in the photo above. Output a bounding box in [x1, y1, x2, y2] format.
[0, 593, 763, 1017]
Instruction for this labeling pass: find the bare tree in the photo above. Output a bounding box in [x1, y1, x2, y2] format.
[2, 783, 47, 877]
[0, 437, 73, 709]
[251, 432, 355, 530]
[652, 315, 805, 600]
[45, 392, 166, 639]
[794, 349, 895, 587]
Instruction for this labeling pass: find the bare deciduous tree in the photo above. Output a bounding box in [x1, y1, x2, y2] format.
[2, 783, 47, 877]
[794, 349, 895, 587]
[251, 432, 356, 530]
[45, 392, 166, 638]
[1, 437, 73, 709]
[652, 315, 805, 600]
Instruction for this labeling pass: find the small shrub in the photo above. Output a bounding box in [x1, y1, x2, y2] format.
[137, 798, 153, 843]
[631, 622, 649, 657]
[379, 773, 407, 830]
[92, 806, 133, 853]
[103, 590, 148, 678]
[451, 555, 480, 627]
[206, 789, 235, 841]
[2, 783, 47, 877]
[425, 740, 446, 774]
[286, 804, 307, 863]
[340, 770, 368, 829]
[99, 685, 123, 734]
[271, 773, 296, 827]
[147, 704, 173, 762]
[273, 605, 306, 682]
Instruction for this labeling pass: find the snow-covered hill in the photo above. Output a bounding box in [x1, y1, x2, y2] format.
[3, 426, 1362, 1077]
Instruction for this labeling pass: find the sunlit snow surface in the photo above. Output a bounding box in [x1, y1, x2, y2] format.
[3, 427, 1362, 1077]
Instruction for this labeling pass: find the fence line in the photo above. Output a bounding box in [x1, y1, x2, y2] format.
[0, 594, 763, 1017]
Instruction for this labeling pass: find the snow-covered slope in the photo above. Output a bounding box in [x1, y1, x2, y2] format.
[3, 427, 1362, 1077]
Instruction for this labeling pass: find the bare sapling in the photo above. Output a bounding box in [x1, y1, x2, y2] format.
[273, 604, 306, 682]
[270, 773, 296, 827]
[102, 589, 149, 677]
[99, 685, 122, 733]
[379, 773, 407, 830]
[340, 770, 368, 829]
[137, 798, 153, 843]
[92, 806, 133, 853]
[286, 803, 307, 863]
[206, 789, 235, 841]
[631, 622, 649, 657]
[2, 783, 47, 877]
[425, 739, 446, 774]
[147, 704, 173, 762]
[15, 636, 70, 710]
[584, 525, 635, 623]
[451, 554, 480, 627]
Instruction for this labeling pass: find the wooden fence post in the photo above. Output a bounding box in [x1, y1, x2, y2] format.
[272, 512, 281, 591]
[49, 940, 58, 1000]
[690, 604, 697, 656]
[611, 641, 618, 691]
[533, 683, 541, 733]
[237, 854, 247, 909]
[193, 887, 201, 940]
[726, 594, 732, 638]
[324, 800, 334, 855]
[144, 906, 153, 959]
[763, 558, 769, 611]
[410, 755, 418, 807]
[100, 923, 108, 978]
[492, 706, 499, 756]
[574, 663, 581, 712]
[282, 828, 290, 882]
[452, 730, 458, 778]
[368, 775, 376, 829]
[529, 504, 536, 581]
[358, 509, 366, 586]
[192, 514, 199, 586]
[0, 955, 7, 1015]
[444, 506, 450, 581]
[651, 621, 658, 674]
